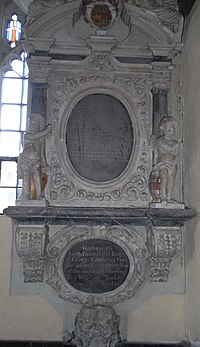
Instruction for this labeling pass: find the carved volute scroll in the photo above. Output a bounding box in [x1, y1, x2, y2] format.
[147, 226, 181, 282]
[15, 224, 48, 283]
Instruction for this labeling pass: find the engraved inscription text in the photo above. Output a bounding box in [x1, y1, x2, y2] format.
[63, 239, 130, 293]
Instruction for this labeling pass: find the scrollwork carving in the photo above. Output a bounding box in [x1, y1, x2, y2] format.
[50, 165, 148, 202]
[53, 74, 146, 109]
[122, 171, 147, 201]
[88, 54, 114, 70]
[76, 189, 122, 201]
[50, 73, 148, 205]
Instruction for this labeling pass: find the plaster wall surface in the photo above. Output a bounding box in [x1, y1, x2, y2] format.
[127, 295, 185, 343]
[183, 1, 200, 342]
[0, 216, 63, 341]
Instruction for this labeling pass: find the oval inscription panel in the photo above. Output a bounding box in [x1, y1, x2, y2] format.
[66, 94, 134, 182]
[63, 239, 130, 293]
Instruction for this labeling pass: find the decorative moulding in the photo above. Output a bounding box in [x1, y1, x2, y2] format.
[4, 206, 196, 227]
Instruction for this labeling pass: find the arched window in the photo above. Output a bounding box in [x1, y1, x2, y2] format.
[0, 52, 29, 213]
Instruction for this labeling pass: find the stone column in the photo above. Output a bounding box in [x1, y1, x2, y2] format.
[150, 63, 171, 137]
[151, 88, 168, 137]
[31, 83, 48, 117]
[28, 56, 52, 121]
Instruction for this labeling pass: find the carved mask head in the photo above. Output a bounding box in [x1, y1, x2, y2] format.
[160, 117, 177, 139]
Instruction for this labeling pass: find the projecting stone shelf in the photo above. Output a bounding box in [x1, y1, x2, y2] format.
[4, 206, 196, 227]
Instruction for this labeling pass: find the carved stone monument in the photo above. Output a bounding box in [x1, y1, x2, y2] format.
[3, 0, 196, 345]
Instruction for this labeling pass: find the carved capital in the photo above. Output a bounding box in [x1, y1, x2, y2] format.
[151, 87, 168, 95]
[147, 226, 181, 282]
[16, 224, 48, 283]
[150, 68, 171, 90]
[28, 57, 52, 83]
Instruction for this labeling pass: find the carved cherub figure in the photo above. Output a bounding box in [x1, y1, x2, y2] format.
[150, 117, 178, 204]
[17, 113, 52, 201]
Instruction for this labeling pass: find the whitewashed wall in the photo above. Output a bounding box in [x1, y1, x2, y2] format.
[0, 216, 63, 341]
[183, 1, 200, 343]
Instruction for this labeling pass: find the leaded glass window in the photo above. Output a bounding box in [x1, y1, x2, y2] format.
[0, 52, 29, 213]
[6, 14, 22, 48]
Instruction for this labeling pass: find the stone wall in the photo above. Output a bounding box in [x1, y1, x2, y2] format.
[183, 1, 200, 343]
[0, 216, 62, 341]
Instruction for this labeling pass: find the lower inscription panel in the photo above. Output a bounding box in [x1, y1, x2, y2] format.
[63, 239, 130, 293]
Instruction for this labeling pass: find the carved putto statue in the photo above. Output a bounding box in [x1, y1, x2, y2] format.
[17, 113, 52, 202]
[149, 117, 178, 206]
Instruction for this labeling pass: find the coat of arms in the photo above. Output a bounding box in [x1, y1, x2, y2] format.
[82, 0, 118, 29]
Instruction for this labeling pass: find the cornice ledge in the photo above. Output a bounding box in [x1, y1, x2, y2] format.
[4, 206, 196, 227]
